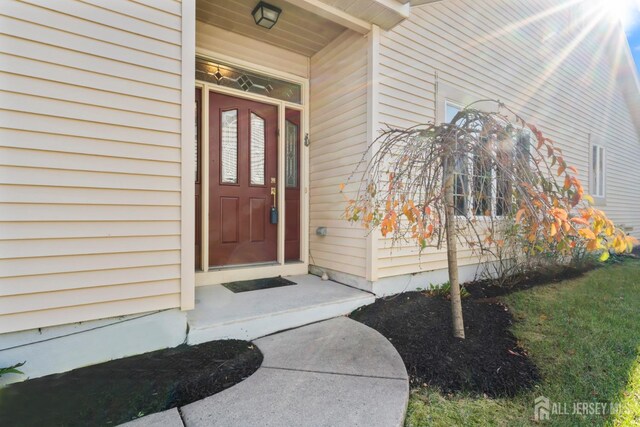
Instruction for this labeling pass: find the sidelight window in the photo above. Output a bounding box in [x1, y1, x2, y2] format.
[285, 120, 299, 188]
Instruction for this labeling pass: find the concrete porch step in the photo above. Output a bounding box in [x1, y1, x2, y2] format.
[186, 275, 375, 345]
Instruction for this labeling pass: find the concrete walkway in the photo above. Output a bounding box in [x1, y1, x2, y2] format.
[123, 317, 409, 427]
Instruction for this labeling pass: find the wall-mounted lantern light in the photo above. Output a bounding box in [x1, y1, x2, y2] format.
[252, 1, 282, 30]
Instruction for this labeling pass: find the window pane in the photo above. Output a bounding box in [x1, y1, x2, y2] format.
[454, 173, 468, 215]
[453, 154, 469, 216]
[447, 102, 468, 215]
[250, 113, 265, 186]
[516, 133, 531, 160]
[598, 147, 604, 196]
[221, 110, 238, 184]
[445, 103, 461, 123]
[195, 99, 199, 182]
[472, 148, 492, 216]
[496, 151, 511, 216]
[591, 145, 605, 197]
[285, 120, 298, 188]
[592, 145, 597, 194]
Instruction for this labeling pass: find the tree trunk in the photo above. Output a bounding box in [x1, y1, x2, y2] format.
[443, 153, 466, 339]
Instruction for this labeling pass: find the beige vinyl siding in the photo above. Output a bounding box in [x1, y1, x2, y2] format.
[375, 0, 640, 278]
[196, 20, 310, 79]
[309, 30, 369, 278]
[0, 0, 184, 334]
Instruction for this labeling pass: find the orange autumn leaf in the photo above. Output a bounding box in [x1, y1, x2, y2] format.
[586, 239, 601, 251]
[578, 228, 596, 240]
[550, 208, 568, 221]
[570, 217, 589, 226]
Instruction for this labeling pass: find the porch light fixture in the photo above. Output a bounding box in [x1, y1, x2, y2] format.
[252, 1, 281, 29]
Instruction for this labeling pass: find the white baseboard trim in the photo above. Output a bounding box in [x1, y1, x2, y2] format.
[310, 262, 491, 297]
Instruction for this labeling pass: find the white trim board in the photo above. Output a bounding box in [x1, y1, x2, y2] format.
[196, 263, 308, 286]
[311, 262, 500, 297]
[194, 51, 310, 286]
[180, 0, 196, 310]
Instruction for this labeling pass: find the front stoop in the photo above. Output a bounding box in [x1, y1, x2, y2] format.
[186, 274, 375, 344]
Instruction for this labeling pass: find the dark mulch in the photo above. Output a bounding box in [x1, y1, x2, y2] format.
[350, 293, 540, 397]
[463, 264, 597, 299]
[464, 253, 640, 299]
[0, 340, 262, 427]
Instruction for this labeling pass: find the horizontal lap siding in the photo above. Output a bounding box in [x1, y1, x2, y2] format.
[376, 0, 640, 279]
[0, 0, 183, 333]
[309, 30, 368, 278]
[196, 21, 309, 79]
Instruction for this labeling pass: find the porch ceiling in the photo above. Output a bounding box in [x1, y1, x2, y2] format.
[307, 0, 446, 31]
[318, 0, 410, 30]
[197, 0, 346, 57]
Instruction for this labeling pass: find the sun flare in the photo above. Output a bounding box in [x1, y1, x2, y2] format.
[594, 0, 640, 28]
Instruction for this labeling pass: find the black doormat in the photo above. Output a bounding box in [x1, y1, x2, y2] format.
[222, 276, 297, 293]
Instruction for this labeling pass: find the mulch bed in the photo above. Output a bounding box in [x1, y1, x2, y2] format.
[0, 340, 262, 427]
[464, 264, 596, 299]
[351, 293, 539, 397]
[350, 259, 632, 397]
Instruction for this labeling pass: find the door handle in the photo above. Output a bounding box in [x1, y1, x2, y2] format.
[270, 187, 278, 225]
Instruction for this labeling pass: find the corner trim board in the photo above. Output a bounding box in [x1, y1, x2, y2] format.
[180, 0, 196, 310]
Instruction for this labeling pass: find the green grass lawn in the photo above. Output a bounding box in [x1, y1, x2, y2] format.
[405, 260, 640, 426]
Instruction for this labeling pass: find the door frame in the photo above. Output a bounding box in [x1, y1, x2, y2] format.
[195, 50, 309, 286]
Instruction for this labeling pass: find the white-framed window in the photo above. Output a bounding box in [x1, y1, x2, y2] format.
[444, 101, 531, 218]
[591, 144, 605, 198]
[445, 101, 470, 215]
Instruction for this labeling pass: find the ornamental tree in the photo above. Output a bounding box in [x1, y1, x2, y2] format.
[342, 101, 635, 339]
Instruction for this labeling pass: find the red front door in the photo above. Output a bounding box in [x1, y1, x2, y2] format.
[209, 92, 278, 267]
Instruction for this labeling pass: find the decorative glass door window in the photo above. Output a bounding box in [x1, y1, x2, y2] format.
[196, 57, 302, 104]
[250, 112, 265, 185]
[220, 109, 238, 184]
[285, 120, 299, 188]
